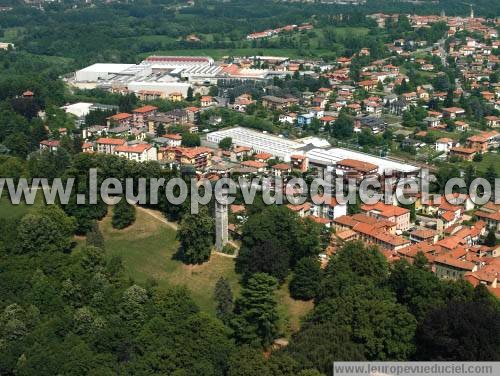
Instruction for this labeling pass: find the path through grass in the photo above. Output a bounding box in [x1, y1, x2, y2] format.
[99, 208, 313, 335]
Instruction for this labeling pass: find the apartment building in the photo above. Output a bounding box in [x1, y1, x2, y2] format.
[96, 138, 126, 154]
[114, 143, 157, 162]
[361, 202, 411, 232]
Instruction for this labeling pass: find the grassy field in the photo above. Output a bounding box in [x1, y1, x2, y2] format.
[135, 26, 369, 60]
[2, 27, 25, 42]
[276, 279, 314, 334]
[97, 208, 312, 336]
[467, 152, 500, 174]
[99, 209, 240, 314]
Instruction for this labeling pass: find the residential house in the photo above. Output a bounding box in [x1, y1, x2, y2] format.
[434, 249, 478, 280]
[107, 125, 130, 138]
[286, 203, 313, 218]
[262, 96, 298, 111]
[438, 201, 463, 227]
[449, 146, 476, 161]
[358, 80, 377, 91]
[159, 146, 213, 170]
[402, 92, 417, 103]
[185, 106, 201, 123]
[132, 105, 158, 127]
[254, 152, 272, 163]
[240, 160, 267, 173]
[316, 87, 333, 98]
[455, 121, 470, 132]
[358, 116, 386, 134]
[81, 142, 94, 153]
[279, 112, 297, 124]
[311, 195, 347, 220]
[233, 94, 255, 112]
[319, 115, 336, 127]
[232, 146, 252, 161]
[39, 140, 60, 152]
[297, 113, 315, 127]
[107, 112, 132, 128]
[435, 137, 456, 153]
[442, 107, 466, 119]
[336, 159, 378, 181]
[474, 202, 500, 232]
[311, 97, 327, 109]
[424, 117, 440, 128]
[363, 100, 383, 116]
[352, 221, 411, 251]
[272, 163, 291, 177]
[409, 228, 439, 244]
[290, 155, 309, 172]
[164, 133, 182, 147]
[361, 202, 411, 232]
[114, 143, 157, 162]
[200, 96, 214, 107]
[82, 125, 107, 140]
[467, 131, 498, 153]
[485, 116, 500, 128]
[96, 138, 126, 154]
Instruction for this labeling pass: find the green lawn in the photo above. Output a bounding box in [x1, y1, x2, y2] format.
[136, 26, 369, 60]
[276, 278, 314, 336]
[2, 27, 25, 42]
[99, 209, 240, 315]
[316, 26, 369, 38]
[97, 208, 313, 335]
[468, 152, 500, 174]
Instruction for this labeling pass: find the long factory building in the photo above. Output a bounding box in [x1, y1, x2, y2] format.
[206, 127, 420, 176]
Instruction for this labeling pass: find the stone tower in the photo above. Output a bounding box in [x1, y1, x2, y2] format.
[215, 195, 229, 251]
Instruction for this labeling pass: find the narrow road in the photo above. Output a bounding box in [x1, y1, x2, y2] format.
[135, 205, 239, 258]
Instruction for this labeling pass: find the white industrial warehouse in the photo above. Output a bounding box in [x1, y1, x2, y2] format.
[206, 126, 307, 160]
[207, 127, 420, 174]
[74, 63, 136, 82]
[71, 55, 276, 96]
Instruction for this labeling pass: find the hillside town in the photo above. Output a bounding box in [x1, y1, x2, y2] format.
[1, 1, 500, 373]
[34, 10, 500, 295]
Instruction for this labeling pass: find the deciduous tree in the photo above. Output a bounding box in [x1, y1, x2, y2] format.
[112, 198, 136, 230]
[177, 206, 214, 264]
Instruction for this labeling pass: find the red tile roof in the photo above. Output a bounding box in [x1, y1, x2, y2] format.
[240, 160, 266, 169]
[361, 202, 409, 218]
[272, 163, 291, 170]
[441, 211, 456, 222]
[115, 143, 153, 153]
[164, 133, 182, 140]
[40, 140, 60, 147]
[97, 138, 126, 146]
[107, 112, 132, 121]
[337, 158, 378, 173]
[133, 105, 157, 113]
[255, 152, 272, 160]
